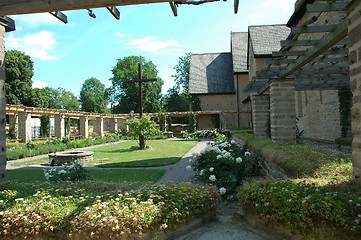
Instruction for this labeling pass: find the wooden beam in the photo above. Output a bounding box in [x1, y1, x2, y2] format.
[169, 2, 177, 16]
[272, 50, 307, 57]
[49, 11, 68, 23]
[106, 6, 120, 20]
[281, 39, 319, 47]
[306, 2, 350, 12]
[291, 24, 337, 34]
[0, 0, 170, 15]
[234, 0, 239, 14]
[280, 19, 348, 77]
[0, 15, 15, 32]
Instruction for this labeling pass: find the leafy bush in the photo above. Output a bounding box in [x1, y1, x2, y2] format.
[44, 161, 89, 182]
[0, 181, 220, 239]
[191, 134, 261, 197]
[239, 179, 361, 238]
[182, 129, 231, 139]
[125, 116, 161, 149]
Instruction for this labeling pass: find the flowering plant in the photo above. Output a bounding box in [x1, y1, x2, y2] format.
[44, 160, 89, 182]
[191, 132, 261, 198]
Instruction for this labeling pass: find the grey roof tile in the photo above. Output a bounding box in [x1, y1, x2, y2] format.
[249, 25, 290, 56]
[231, 32, 248, 73]
[189, 53, 234, 94]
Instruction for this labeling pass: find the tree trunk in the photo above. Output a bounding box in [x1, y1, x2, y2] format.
[139, 135, 145, 149]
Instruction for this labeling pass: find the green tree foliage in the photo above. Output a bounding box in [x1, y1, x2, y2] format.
[125, 116, 160, 149]
[109, 56, 163, 114]
[5, 50, 34, 105]
[43, 87, 79, 111]
[79, 77, 109, 113]
[29, 88, 50, 108]
[172, 52, 191, 93]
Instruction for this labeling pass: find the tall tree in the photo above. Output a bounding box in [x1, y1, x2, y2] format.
[42, 87, 79, 111]
[109, 56, 163, 114]
[79, 77, 108, 113]
[5, 50, 34, 105]
[172, 52, 191, 93]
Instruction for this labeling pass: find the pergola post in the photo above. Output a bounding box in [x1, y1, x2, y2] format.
[18, 112, 32, 142]
[79, 116, 88, 138]
[109, 118, 118, 133]
[252, 94, 270, 138]
[269, 79, 296, 143]
[0, 24, 6, 184]
[9, 114, 18, 139]
[95, 117, 104, 137]
[54, 114, 65, 139]
[348, 0, 361, 180]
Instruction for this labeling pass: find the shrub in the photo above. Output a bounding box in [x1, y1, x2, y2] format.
[125, 116, 161, 149]
[6, 133, 125, 161]
[239, 179, 361, 238]
[44, 161, 89, 182]
[191, 134, 261, 197]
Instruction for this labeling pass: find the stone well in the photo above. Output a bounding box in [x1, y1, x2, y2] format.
[48, 151, 93, 166]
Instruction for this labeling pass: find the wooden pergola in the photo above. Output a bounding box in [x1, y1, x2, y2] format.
[245, 0, 351, 93]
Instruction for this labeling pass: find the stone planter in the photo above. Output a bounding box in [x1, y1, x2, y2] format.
[48, 151, 93, 166]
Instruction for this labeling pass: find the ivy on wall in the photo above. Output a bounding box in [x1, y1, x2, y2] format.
[338, 87, 352, 138]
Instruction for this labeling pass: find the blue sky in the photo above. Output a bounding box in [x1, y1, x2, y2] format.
[5, 0, 296, 96]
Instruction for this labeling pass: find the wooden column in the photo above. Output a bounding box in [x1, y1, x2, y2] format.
[348, 0, 361, 181]
[0, 24, 5, 184]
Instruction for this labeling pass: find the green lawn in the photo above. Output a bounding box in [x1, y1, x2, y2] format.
[9, 139, 198, 168]
[90, 139, 198, 167]
[7, 169, 165, 183]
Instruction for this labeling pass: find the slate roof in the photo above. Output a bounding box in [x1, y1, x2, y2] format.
[189, 53, 234, 95]
[249, 25, 290, 56]
[231, 32, 248, 73]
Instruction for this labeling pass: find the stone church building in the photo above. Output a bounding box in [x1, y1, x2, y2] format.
[189, 22, 348, 142]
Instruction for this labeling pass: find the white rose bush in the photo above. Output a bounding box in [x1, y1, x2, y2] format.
[44, 160, 89, 182]
[192, 132, 261, 197]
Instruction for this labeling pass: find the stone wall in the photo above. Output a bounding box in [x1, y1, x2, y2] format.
[0, 24, 5, 184]
[296, 90, 341, 141]
[348, 0, 361, 180]
[198, 94, 238, 129]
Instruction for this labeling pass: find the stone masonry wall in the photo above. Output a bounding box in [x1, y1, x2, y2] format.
[348, 0, 361, 180]
[252, 94, 269, 138]
[296, 90, 341, 141]
[270, 79, 296, 143]
[0, 24, 5, 184]
[198, 94, 238, 129]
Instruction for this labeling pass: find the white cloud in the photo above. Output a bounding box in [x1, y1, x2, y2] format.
[32, 80, 48, 89]
[127, 36, 179, 54]
[115, 32, 125, 38]
[115, 32, 179, 54]
[6, 31, 57, 60]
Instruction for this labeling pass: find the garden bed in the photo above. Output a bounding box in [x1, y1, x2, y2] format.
[230, 130, 361, 239]
[0, 181, 220, 239]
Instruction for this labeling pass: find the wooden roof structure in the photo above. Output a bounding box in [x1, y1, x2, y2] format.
[0, 0, 239, 20]
[245, 0, 352, 93]
[6, 104, 247, 119]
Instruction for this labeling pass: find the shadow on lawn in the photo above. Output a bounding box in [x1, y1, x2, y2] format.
[96, 157, 180, 168]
